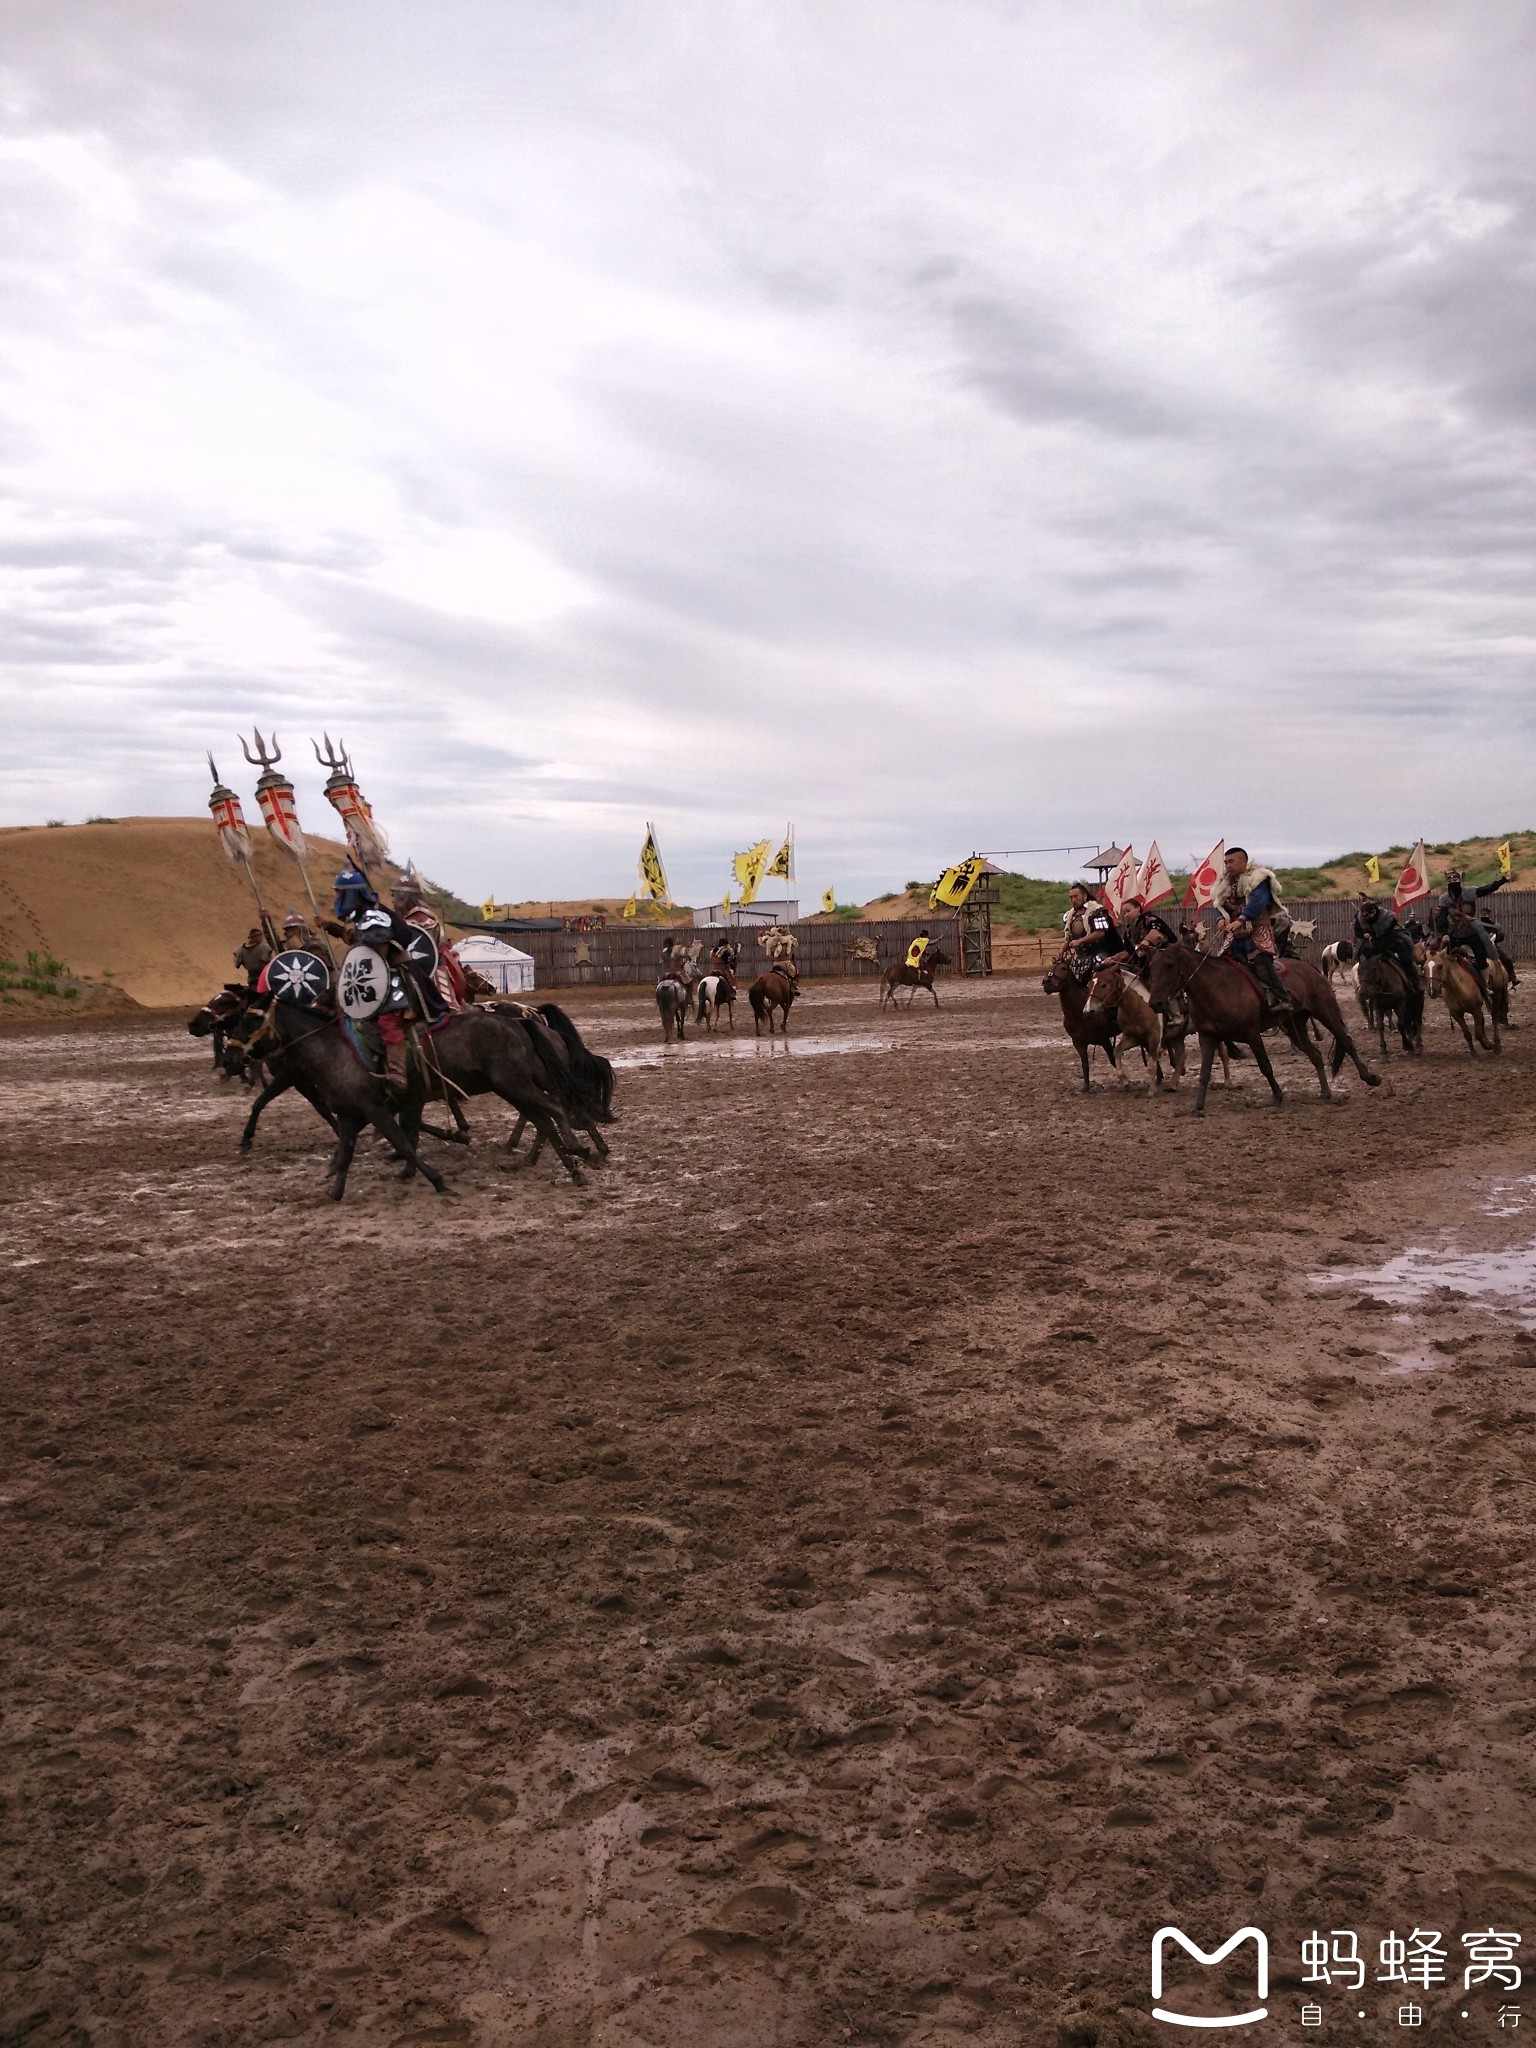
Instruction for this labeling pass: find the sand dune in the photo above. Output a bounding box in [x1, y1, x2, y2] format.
[0, 817, 404, 1007]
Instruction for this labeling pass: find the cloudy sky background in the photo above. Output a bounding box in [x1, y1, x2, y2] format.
[3, 2, 1535, 903]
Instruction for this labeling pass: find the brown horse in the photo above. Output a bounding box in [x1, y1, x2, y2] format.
[1145, 942, 1379, 1113]
[1042, 952, 1120, 1091]
[879, 944, 950, 1010]
[1439, 950, 1499, 1053]
[1087, 961, 1180, 1089]
[749, 968, 797, 1036]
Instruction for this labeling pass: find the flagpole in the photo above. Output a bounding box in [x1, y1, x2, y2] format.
[242, 856, 280, 952]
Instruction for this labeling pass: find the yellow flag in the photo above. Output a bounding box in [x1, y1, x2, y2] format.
[930, 855, 988, 910]
[821, 886, 836, 914]
[733, 839, 771, 905]
[1499, 840, 1513, 878]
[638, 825, 668, 901]
[480, 896, 498, 920]
[1364, 854, 1381, 885]
[767, 830, 793, 881]
[622, 896, 637, 919]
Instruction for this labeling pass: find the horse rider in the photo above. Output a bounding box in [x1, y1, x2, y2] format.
[905, 928, 932, 973]
[1211, 846, 1293, 1015]
[1479, 906, 1519, 989]
[279, 908, 318, 951]
[391, 871, 470, 1009]
[1353, 897, 1424, 1025]
[1442, 902, 1500, 996]
[709, 936, 739, 992]
[1061, 884, 1118, 974]
[1436, 864, 1506, 939]
[233, 927, 271, 988]
[1119, 893, 1177, 956]
[319, 866, 446, 1090]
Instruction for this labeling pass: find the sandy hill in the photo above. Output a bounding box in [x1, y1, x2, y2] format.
[0, 818, 414, 1008]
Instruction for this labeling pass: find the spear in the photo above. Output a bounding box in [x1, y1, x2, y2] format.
[207, 755, 279, 951]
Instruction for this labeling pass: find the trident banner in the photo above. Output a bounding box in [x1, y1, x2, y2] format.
[314, 737, 388, 871]
[639, 825, 669, 902]
[1136, 841, 1175, 907]
[206, 758, 252, 865]
[931, 855, 989, 910]
[1185, 839, 1225, 907]
[241, 731, 308, 863]
[1393, 839, 1431, 911]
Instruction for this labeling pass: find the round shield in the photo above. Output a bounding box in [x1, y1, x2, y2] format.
[267, 948, 331, 1010]
[338, 943, 389, 1020]
[400, 924, 439, 982]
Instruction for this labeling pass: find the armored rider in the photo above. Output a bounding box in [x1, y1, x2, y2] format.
[319, 867, 445, 1091]
[1442, 902, 1501, 997]
[1435, 864, 1506, 940]
[1061, 884, 1117, 975]
[1479, 906, 1519, 990]
[709, 935, 739, 992]
[1353, 897, 1424, 1028]
[390, 871, 469, 1009]
[1211, 846, 1293, 1015]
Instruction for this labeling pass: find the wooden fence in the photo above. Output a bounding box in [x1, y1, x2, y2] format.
[477, 915, 965, 989]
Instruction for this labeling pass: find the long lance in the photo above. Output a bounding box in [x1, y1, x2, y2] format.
[240, 729, 338, 967]
[208, 754, 279, 952]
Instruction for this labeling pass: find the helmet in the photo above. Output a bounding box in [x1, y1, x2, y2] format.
[392, 876, 423, 907]
[282, 909, 307, 931]
[333, 866, 376, 918]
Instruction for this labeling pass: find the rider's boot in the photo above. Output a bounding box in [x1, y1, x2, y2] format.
[1256, 953, 1294, 1016]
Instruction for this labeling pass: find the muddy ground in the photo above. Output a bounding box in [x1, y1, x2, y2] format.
[4, 977, 1536, 2047]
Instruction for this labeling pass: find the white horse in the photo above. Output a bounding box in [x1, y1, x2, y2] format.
[694, 973, 735, 1032]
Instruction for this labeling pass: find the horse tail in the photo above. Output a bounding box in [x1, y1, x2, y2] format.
[750, 984, 768, 1022]
[536, 1002, 616, 1118]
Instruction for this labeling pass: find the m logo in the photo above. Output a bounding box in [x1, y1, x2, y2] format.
[1151, 1926, 1268, 2028]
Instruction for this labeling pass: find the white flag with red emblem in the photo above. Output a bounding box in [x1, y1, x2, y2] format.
[1185, 838, 1225, 907]
[1393, 839, 1430, 911]
[1136, 840, 1175, 907]
[1101, 845, 1139, 918]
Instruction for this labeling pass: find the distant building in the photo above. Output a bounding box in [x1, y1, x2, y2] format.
[693, 899, 799, 929]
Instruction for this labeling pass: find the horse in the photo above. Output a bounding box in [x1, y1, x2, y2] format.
[187, 984, 266, 1083]
[1087, 961, 1180, 1089]
[1321, 940, 1355, 984]
[1041, 952, 1120, 1091]
[749, 968, 797, 1036]
[1439, 949, 1499, 1054]
[1144, 941, 1380, 1114]
[655, 974, 691, 1042]
[879, 944, 950, 1010]
[1355, 952, 1423, 1056]
[227, 999, 451, 1199]
[498, 1002, 616, 1164]
[694, 973, 736, 1032]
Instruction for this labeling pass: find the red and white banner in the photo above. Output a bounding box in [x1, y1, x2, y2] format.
[1393, 839, 1431, 911]
[1136, 840, 1175, 907]
[208, 787, 252, 865]
[324, 778, 389, 871]
[1185, 838, 1226, 907]
[255, 772, 308, 863]
[1101, 845, 1139, 918]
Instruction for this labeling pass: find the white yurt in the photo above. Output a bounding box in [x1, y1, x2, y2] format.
[453, 934, 536, 994]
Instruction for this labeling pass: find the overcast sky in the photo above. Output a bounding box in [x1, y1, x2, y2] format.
[3, 2, 1535, 902]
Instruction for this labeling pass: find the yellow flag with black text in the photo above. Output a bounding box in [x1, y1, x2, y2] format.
[621, 896, 637, 919]
[638, 824, 668, 901]
[930, 855, 989, 910]
[733, 839, 771, 905]
[1499, 840, 1513, 878]
[821, 886, 836, 914]
[1364, 854, 1381, 885]
[767, 829, 794, 881]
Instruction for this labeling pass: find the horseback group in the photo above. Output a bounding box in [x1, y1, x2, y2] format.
[654, 930, 799, 1039]
[1334, 865, 1514, 1056]
[190, 864, 615, 1200]
[1044, 846, 1381, 1112]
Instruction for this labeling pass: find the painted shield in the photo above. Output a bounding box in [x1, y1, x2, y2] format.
[400, 924, 439, 982]
[338, 944, 390, 1020]
[267, 948, 331, 1010]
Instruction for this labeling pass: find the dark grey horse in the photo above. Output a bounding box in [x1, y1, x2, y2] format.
[656, 974, 691, 1042]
